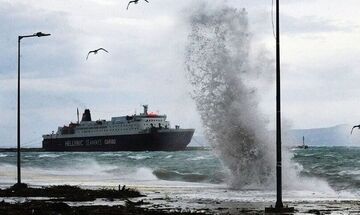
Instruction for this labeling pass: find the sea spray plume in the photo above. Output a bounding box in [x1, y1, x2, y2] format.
[185, 6, 275, 188]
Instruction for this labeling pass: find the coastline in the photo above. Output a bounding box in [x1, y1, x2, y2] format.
[1, 148, 359, 214]
[1, 184, 359, 214]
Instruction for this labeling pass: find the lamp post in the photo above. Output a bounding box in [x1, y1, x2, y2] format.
[265, 1, 294, 213]
[14, 32, 51, 190]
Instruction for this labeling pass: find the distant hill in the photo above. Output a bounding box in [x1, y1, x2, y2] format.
[285, 124, 355, 146]
[189, 124, 359, 147]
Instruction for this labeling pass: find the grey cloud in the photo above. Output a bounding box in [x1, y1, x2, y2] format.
[0, 3, 80, 79]
[281, 15, 355, 34]
[1, 0, 359, 147]
[248, 9, 355, 41]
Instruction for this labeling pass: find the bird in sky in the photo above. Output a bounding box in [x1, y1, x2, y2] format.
[350, 124, 360, 134]
[126, 0, 149, 10]
[86, 48, 109, 60]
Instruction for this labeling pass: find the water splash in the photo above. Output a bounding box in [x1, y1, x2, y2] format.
[185, 4, 275, 188]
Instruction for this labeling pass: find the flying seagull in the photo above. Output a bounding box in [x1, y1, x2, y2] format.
[126, 0, 149, 10]
[86, 48, 109, 60]
[351, 124, 360, 134]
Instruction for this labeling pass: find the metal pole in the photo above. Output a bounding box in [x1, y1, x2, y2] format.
[14, 32, 50, 189]
[265, 1, 294, 212]
[275, 0, 283, 208]
[17, 36, 21, 185]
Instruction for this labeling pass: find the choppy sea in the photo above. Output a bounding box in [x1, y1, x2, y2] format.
[0, 147, 359, 202]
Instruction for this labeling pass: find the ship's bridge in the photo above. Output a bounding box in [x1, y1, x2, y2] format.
[111, 116, 128, 122]
[47, 105, 173, 137]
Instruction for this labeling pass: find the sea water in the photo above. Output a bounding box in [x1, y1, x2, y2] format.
[0, 147, 359, 199]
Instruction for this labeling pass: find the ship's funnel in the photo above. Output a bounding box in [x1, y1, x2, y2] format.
[143, 105, 148, 115]
[81, 109, 92, 122]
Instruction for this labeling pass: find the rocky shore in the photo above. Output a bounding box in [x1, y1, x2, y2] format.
[1, 185, 360, 214]
[0, 185, 206, 215]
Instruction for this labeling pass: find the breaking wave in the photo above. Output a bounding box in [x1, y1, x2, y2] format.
[153, 169, 207, 182]
[185, 3, 275, 188]
[128, 155, 151, 160]
[38, 154, 63, 158]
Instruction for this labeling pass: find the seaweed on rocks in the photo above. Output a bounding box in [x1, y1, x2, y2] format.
[0, 200, 208, 215]
[0, 185, 143, 201]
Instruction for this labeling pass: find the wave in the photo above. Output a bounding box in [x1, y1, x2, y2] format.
[0, 154, 8, 158]
[185, 3, 276, 189]
[338, 170, 360, 176]
[186, 156, 211, 161]
[153, 168, 209, 183]
[132, 167, 158, 181]
[38, 154, 63, 158]
[0, 148, 359, 192]
[0, 160, 158, 186]
[98, 153, 124, 157]
[128, 155, 151, 160]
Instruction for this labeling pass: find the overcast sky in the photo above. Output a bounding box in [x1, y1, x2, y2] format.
[1, 0, 360, 147]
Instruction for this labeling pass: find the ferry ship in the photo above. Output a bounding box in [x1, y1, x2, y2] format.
[42, 105, 194, 151]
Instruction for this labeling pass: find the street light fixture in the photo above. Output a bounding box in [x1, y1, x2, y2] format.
[13, 32, 51, 190]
